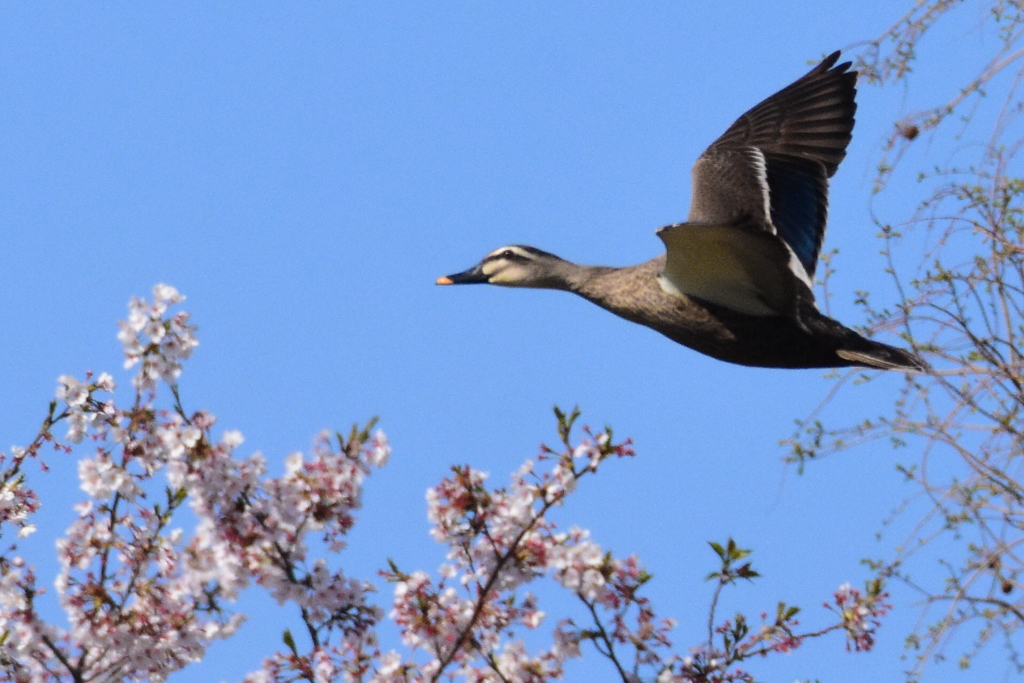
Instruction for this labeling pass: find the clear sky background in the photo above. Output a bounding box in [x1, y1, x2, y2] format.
[0, 3, 1009, 682]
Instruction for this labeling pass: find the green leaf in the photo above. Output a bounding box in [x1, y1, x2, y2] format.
[283, 629, 298, 655]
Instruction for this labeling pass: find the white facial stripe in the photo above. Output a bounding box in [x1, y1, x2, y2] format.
[488, 263, 531, 285]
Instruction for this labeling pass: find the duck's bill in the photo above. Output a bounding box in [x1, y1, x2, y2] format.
[436, 265, 488, 285]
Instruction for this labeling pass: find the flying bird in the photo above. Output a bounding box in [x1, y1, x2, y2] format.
[437, 52, 926, 372]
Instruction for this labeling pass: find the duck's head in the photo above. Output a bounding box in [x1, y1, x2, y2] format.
[437, 245, 570, 289]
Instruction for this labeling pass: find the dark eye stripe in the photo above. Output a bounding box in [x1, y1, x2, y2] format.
[485, 249, 528, 262]
[482, 245, 560, 262]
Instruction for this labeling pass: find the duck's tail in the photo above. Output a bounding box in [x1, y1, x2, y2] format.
[837, 341, 929, 373]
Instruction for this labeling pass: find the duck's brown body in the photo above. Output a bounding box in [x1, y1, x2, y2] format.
[570, 256, 917, 370]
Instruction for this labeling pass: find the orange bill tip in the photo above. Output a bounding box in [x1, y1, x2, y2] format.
[436, 276, 454, 285]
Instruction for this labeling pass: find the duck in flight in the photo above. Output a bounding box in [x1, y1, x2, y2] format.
[437, 51, 926, 372]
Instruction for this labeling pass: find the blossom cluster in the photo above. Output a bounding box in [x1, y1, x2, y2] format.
[829, 581, 892, 651]
[118, 283, 198, 391]
[0, 285, 891, 683]
[0, 447, 40, 540]
[379, 424, 682, 682]
[0, 286, 389, 682]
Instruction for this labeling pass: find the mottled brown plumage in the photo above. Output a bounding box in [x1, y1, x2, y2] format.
[567, 257, 919, 370]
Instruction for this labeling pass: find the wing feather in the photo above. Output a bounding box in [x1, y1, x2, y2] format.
[686, 51, 856, 280]
[656, 216, 812, 326]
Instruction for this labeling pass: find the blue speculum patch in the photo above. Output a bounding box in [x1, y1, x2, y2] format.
[765, 154, 824, 277]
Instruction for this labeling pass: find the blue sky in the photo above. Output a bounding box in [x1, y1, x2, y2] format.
[0, 3, 1008, 682]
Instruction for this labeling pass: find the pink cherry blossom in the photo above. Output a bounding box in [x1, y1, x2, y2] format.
[0, 288, 890, 683]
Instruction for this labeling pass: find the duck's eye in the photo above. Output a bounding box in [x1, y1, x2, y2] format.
[500, 249, 516, 259]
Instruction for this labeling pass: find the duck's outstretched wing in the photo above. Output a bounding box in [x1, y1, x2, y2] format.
[685, 51, 857, 280]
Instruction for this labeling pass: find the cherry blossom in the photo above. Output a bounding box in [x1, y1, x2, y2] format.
[829, 581, 891, 652]
[0, 287, 890, 683]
